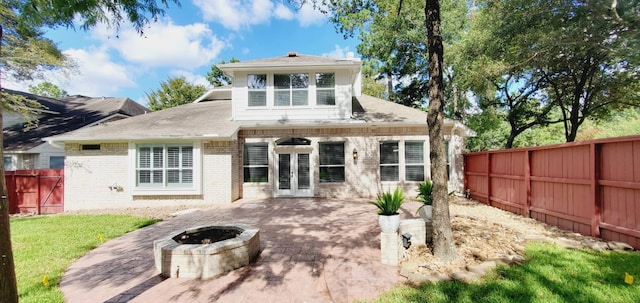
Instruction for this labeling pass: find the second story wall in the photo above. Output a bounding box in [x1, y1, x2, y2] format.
[231, 68, 354, 121]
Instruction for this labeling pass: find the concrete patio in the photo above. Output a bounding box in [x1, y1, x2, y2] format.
[60, 198, 409, 302]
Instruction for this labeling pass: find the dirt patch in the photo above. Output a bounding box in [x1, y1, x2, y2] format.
[400, 196, 615, 279]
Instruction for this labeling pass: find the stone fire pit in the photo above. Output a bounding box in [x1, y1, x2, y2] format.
[154, 224, 260, 278]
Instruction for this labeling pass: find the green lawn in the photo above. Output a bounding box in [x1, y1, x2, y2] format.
[367, 242, 640, 303]
[10, 214, 159, 303]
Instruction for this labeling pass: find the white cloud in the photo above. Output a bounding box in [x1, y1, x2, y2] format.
[193, 0, 274, 31]
[91, 19, 225, 69]
[296, 2, 327, 27]
[34, 48, 138, 97]
[322, 45, 354, 59]
[193, 0, 326, 30]
[61, 48, 137, 96]
[274, 3, 295, 20]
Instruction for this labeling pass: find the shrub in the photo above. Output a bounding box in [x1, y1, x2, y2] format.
[369, 187, 405, 215]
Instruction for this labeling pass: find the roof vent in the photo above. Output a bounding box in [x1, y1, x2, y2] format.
[287, 51, 298, 57]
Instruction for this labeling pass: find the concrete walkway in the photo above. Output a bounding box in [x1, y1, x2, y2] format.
[60, 198, 407, 302]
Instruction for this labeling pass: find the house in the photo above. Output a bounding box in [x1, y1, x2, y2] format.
[47, 52, 474, 210]
[2, 89, 149, 170]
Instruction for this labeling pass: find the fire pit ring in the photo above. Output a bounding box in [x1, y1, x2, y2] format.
[153, 224, 260, 278]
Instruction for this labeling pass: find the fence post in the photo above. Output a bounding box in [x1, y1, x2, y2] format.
[486, 152, 491, 206]
[524, 150, 531, 218]
[36, 172, 41, 215]
[590, 143, 601, 238]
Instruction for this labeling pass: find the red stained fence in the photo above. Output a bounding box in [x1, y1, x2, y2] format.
[5, 169, 64, 214]
[464, 135, 640, 249]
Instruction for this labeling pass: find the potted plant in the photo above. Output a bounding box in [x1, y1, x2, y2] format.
[369, 187, 405, 233]
[416, 180, 433, 221]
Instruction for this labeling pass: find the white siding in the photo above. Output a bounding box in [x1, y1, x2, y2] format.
[231, 70, 353, 121]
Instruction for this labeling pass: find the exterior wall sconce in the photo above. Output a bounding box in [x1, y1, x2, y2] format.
[352, 149, 358, 161]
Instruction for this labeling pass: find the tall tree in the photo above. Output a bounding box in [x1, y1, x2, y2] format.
[325, 0, 459, 261]
[16, 0, 180, 34]
[146, 76, 207, 111]
[206, 57, 239, 87]
[424, 0, 458, 261]
[28, 81, 68, 98]
[1, 2, 71, 128]
[0, 23, 19, 303]
[459, 0, 640, 144]
[1, 1, 182, 301]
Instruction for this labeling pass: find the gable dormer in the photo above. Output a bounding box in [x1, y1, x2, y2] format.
[218, 52, 362, 121]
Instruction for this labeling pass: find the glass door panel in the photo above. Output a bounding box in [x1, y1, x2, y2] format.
[278, 154, 291, 190]
[298, 153, 310, 190]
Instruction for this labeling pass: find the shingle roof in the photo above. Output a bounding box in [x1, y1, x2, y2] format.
[47, 94, 474, 144]
[3, 91, 149, 151]
[46, 101, 239, 142]
[217, 52, 361, 72]
[2, 88, 66, 113]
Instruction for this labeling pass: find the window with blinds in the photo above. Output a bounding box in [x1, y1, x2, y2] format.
[243, 143, 269, 182]
[405, 141, 425, 181]
[248, 74, 267, 107]
[380, 141, 426, 182]
[380, 142, 399, 181]
[316, 73, 335, 105]
[274, 73, 309, 106]
[319, 142, 345, 183]
[136, 144, 194, 188]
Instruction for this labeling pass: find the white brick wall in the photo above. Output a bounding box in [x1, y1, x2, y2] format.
[64, 142, 238, 210]
[62, 124, 467, 210]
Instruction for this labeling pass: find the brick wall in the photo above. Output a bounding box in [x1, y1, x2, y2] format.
[64, 142, 236, 210]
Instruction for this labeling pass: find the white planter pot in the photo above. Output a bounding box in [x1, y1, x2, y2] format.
[418, 205, 432, 221]
[378, 214, 401, 233]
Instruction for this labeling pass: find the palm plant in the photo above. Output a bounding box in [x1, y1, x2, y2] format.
[369, 187, 405, 215]
[417, 179, 433, 205]
[416, 179, 433, 214]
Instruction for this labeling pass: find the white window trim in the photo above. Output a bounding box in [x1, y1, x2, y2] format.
[274, 73, 309, 107]
[247, 74, 267, 108]
[243, 143, 270, 183]
[129, 142, 202, 195]
[405, 141, 426, 182]
[244, 71, 338, 109]
[315, 72, 336, 106]
[318, 141, 345, 183]
[380, 140, 426, 183]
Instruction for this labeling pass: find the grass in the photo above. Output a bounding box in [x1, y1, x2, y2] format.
[10, 214, 159, 303]
[367, 242, 640, 303]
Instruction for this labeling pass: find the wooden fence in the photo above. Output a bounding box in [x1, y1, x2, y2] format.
[464, 135, 640, 249]
[6, 169, 64, 214]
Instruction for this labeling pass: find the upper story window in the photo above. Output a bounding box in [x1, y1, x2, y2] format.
[248, 74, 267, 107]
[316, 73, 335, 105]
[274, 73, 309, 106]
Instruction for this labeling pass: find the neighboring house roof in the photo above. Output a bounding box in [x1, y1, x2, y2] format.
[3, 90, 149, 151]
[47, 95, 474, 144]
[2, 88, 67, 114]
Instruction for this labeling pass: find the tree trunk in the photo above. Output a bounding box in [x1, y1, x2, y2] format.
[505, 132, 516, 149]
[0, 26, 19, 303]
[425, 0, 458, 262]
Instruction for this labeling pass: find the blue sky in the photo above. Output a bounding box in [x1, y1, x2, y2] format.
[6, 1, 359, 106]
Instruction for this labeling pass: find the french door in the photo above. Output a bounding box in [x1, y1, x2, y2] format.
[276, 152, 313, 197]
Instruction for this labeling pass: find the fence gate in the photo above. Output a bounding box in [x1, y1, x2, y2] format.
[6, 169, 64, 214]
